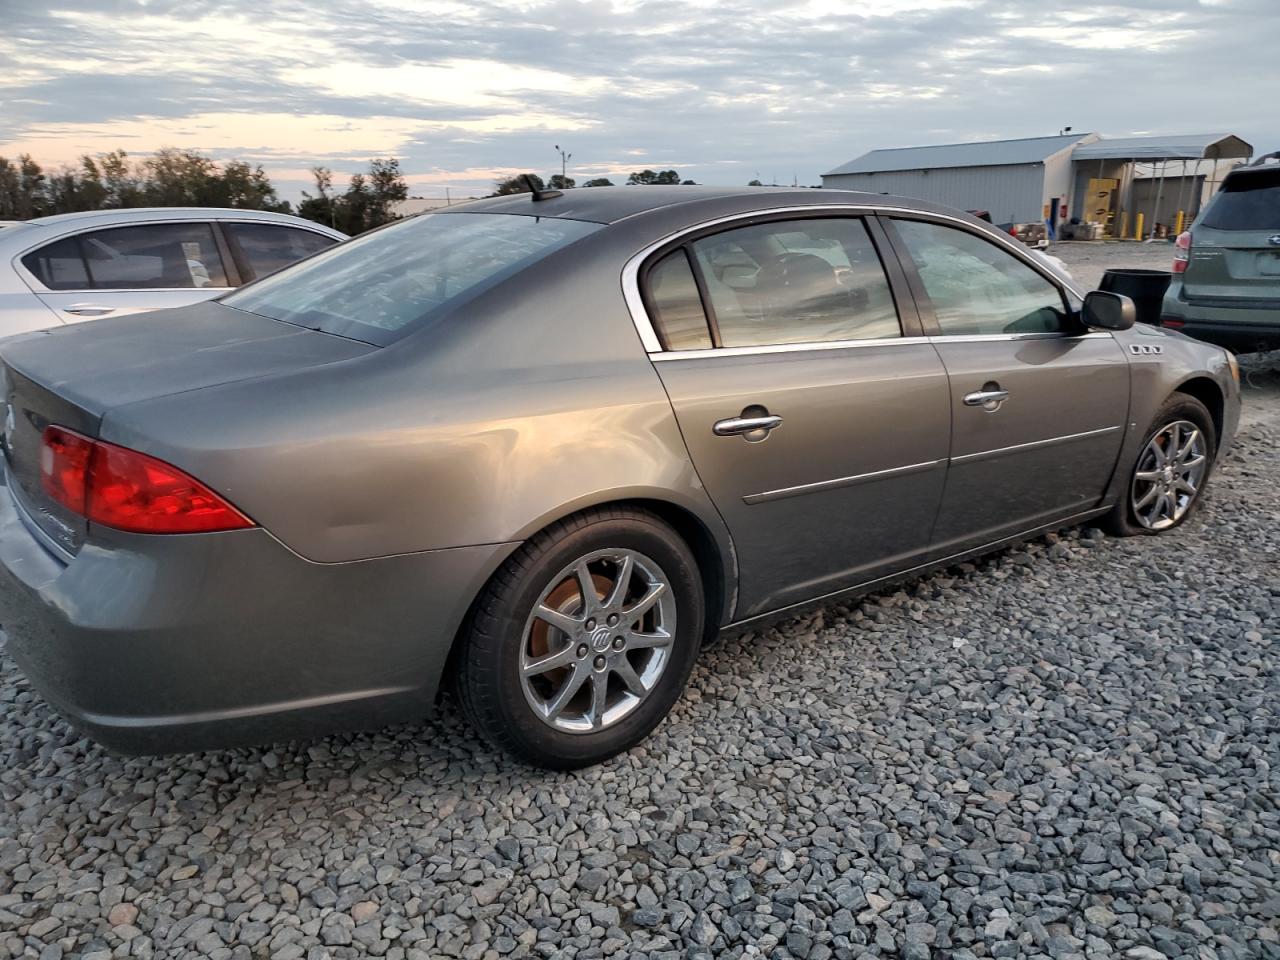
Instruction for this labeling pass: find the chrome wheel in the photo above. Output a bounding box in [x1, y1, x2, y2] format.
[1131, 419, 1207, 530]
[519, 548, 675, 734]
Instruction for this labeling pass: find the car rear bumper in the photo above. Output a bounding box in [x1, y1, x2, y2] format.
[1161, 282, 1280, 350]
[0, 480, 516, 753]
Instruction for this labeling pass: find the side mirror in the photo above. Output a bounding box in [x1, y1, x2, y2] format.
[1083, 290, 1136, 331]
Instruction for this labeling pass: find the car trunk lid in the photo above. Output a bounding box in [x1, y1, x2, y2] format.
[1, 300, 374, 556]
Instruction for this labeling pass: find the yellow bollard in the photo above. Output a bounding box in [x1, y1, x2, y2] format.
[1175, 210, 1185, 235]
[1119, 212, 1128, 239]
[1135, 212, 1144, 241]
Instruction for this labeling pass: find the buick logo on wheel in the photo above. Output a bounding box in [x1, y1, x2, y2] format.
[1269, 235, 1280, 246]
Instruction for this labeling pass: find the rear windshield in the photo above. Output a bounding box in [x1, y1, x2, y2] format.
[222, 212, 601, 344]
[1201, 170, 1280, 231]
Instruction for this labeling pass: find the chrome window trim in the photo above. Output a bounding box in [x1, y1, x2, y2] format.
[952, 425, 1122, 465]
[743, 458, 945, 505]
[621, 202, 1090, 357]
[652, 330, 1112, 362]
[654, 335, 931, 361]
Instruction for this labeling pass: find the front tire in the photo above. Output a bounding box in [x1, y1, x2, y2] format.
[455, 506, 704, 769]
[1105, 393, 1216, 536]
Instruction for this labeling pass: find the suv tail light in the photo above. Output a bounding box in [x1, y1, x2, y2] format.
[40, 426, 255, 534]
[1172, 230, 1192, 274]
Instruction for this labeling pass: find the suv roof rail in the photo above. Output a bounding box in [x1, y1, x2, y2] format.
[1247, 150, 1280, 167]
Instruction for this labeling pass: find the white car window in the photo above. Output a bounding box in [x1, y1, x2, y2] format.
[23, 223, 229, 291]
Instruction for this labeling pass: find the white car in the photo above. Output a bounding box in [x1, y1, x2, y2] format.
[0, 208, 345, 337]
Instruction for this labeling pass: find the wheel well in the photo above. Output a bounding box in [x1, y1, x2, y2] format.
[1175, 377, 1225, 448]
[624, 498, 729, 642]
[440, 498, 730, 696]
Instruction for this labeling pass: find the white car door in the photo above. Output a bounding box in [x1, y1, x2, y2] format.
[22, 221, 232, 324]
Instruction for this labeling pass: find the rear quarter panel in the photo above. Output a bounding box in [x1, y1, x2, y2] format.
[99, 230, 733, 578]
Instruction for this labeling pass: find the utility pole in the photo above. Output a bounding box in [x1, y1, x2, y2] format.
[554, 145, 571, 182]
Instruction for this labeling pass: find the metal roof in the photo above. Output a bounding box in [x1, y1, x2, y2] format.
[1073, 133, 1253, 162]
[824, 133, 1091, 176]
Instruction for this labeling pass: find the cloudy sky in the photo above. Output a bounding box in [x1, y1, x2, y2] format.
[1, 0, 1276, 200]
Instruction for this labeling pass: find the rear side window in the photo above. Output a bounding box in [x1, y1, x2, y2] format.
[22, 236, 90, 290]
[891, 219, 1068, 336]
[225, 223, 337, 280]
[684, 217, 901, 347]
[22, 223, 228, 291]
[224, 213, 601, 345]
[645, 250, 712, 350]
[1201, 172, 1280, 231]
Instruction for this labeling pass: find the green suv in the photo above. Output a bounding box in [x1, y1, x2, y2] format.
[1161, 161, 1280, 352]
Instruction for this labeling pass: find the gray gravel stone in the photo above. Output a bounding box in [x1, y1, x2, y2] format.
[1, 379, 1278, 960]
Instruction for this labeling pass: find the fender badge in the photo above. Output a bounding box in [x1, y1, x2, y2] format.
[1129, 344, 1163, 356]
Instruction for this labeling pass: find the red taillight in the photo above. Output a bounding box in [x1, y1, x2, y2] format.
[41, 426, 93, 515]
[39, 426, 254, 534]
[1162, 318, 1185, 328]
[1009, 226, 1019, 238]
[1172, 230, 1192, 274]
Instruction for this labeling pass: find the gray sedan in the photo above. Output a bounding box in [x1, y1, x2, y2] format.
[0, 187, 1241, 768]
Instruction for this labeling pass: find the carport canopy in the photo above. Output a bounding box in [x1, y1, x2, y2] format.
[1073, 133, 1253, 162]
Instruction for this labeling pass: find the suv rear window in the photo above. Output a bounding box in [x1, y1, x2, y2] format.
[223, 213, 600, 345]
[1201, 169, 1280, 231]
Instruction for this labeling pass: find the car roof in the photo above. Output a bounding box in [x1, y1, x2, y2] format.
[20, 207, 344, 233]
[447, 185, 948, 225]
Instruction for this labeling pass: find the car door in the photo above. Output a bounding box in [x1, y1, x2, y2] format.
[640, 214, 952, 619]
[19, 221, 231, 323]
[883, 215, 1130, 553]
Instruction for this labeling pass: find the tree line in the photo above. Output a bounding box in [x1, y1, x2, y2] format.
[0, 150, 409, 234]
[1, 149, 719, 233]
[492, 169, 697, 193]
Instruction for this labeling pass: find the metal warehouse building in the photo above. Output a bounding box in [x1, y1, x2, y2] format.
[822, 132, 1252, 238]
[822, 133, 1093, 226]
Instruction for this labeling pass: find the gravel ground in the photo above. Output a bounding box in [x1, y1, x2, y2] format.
[1051, 241, 1177, 292]
[1, 273, 1278, 959]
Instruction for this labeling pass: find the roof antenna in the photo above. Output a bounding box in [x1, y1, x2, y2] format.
[523, 174, 562, 201]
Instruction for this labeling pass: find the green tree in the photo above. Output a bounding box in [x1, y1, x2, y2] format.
[548, 174, 576, 190]
[582, 177, 614, 187]
[298, 166, 337, 228]
[366, 157, 408, 228]
[492, 173, 545, 195]
[748, 179, 764, 186]
[97, 151, 143, 208]
[627, 169, 682, 185]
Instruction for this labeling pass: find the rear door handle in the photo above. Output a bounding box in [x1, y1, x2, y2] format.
[963, 386, 1010, 409]
[713, 414, 783, 439]
[64, 303, 116, 317]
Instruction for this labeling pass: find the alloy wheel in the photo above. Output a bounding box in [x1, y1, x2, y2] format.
[519, 548, 676, 733]
[1131, 419, 1207, 531]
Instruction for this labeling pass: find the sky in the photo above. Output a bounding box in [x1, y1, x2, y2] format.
[1, 0, 1277, 202]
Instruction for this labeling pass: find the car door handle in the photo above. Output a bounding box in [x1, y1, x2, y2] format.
[713, 415, 782, 436]
[963, 388, 1010, 407]
[64, 303, 116, 317]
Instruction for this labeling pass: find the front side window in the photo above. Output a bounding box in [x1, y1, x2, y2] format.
[892, 219, 1069, 336]
[686, 218, 901, 347]
[224, 213, 601, 345]
[225, 223, 337, 280]
[23, 223, 228, 291]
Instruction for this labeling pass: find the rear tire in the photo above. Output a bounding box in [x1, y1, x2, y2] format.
[454, 506, 704, 769]
[1104, 393, 1216, 537]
